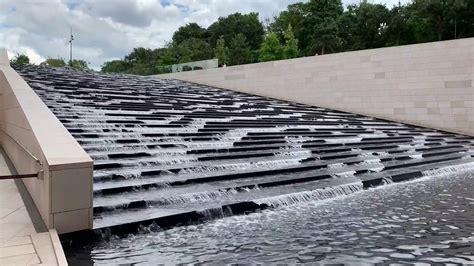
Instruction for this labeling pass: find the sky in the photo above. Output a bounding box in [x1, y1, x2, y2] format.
[0, 0, 408, 69]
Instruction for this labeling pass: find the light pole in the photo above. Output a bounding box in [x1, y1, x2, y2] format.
[69, 27, 74, 65]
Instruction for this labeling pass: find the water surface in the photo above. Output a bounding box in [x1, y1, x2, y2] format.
[66, 171, 474, 264]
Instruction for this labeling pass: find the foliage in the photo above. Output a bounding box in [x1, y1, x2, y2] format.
[69, 59, 90, 71]
[306, 0, 344, 55]
[100, 0, 474, 75]
[208, 13, 265, 54]
[339, 1, 390, 51]
[259, 32, 285, 62]
[40, 58, 90, 71]
[101, 60, 131, 73]
[214, 36, 229, 66]
[228, 33, 252, 66]
[172, 23, 209, 45]
[173, 38, 213, 62]
[412, 0, 471, 41]
[269, 3, 308, 53]
[41, 58, 67, 67]
[283, 25, 299, 59]
[10, 54, 30, 66]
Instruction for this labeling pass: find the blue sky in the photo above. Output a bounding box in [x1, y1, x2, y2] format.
[0, 0, 409, 69]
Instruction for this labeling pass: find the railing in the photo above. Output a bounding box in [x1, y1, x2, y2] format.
[0, 173, 38, 180]
[0, 129, 43, 180]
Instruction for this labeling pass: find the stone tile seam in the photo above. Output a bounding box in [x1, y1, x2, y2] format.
[0, 236, 33, 250]
[0, 205, 24, 220]
[51, 207, 91, 215]
[0, 244, 36, 258]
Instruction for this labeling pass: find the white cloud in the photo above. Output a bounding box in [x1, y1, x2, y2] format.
[0, 0, 410, 70]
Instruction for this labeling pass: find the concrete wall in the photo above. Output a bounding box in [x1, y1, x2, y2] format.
[0, 49, 94, 234]
[156, 38, 474, 136]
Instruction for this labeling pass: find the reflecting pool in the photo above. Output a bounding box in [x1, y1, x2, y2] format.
[66, 171, 474, 264]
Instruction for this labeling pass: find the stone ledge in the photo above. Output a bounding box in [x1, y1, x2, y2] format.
[0, 48, 93, 234]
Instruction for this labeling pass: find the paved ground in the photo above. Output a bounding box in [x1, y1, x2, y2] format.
[0, 148, 67, 265]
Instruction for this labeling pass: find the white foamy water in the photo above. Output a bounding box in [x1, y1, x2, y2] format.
[409, 153, 423, 159]
[356, 159, 384, 172]
[324, 137, 362, 143]
[253, 182, 363, 207]
[422, 161, 474, 177]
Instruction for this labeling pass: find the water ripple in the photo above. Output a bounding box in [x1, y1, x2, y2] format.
[67, 172, 474, 264]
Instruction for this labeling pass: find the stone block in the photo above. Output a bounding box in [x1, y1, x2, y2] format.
[52, 208, 91, 234]
[445, 80, 472, 88]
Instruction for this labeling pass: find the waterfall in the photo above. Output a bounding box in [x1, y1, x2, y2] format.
[162, 189, 242, 205]
[253, 182, 363, 208]
[197, 207, 226, 219]
[422, 162, 474, 177]
[381, 176, 394, 185]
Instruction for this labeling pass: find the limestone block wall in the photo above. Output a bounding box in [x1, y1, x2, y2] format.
[0, 49, 93, 234]
[156, 38, 474, 136]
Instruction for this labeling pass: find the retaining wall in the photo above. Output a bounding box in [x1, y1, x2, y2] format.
[156, 38, 474, 136]
[0, 49, 93, 234]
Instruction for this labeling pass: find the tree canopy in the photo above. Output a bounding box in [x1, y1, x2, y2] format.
[172, 23, 209, 44]
[101, 0, 474, 75]
[259, 32, 285, 62]
[69, 59, 90, 71]
[208, 13, 265, 54]
[214, 36, 229, 66]
[10, 54, 30, 66]
[284, 25, 299, 59]
[39, 58, 91, 71]
[41, 58, 67, 67]
[228, 33, 253, 66]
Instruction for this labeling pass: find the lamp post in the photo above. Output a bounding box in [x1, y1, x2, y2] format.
[69, 27, 74, 65]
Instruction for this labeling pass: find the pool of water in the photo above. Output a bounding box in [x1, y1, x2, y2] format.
[66, 171, 474, 264]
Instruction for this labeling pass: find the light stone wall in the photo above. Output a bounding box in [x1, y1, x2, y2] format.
[0, 49, 93, 234]
[156, 38, 474, 136]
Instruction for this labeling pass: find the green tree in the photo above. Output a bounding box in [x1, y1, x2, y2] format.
[338, 1, 390, 51]
[157, 45, 178, 66]
[208, 12, 265, 61]
[99, 0, 474, 73]
[172, 23, 209, 44]
[269, 3, 308, 53]
[259, 32, 285, 62]
[306, 0, 344, 55]
[10, 54, 30, 66]
[69, 59, 90, 71]
[284, 25, 299, 58]
[384, 3, 417, 46]
[175, 38, 213, 62]
[125, 47, 154, 64]
[228, 33, 252, 66]
[214, 35, 229, 66]
[411, 0, 470, 41]
[101, 60, 131, 73]
[452, 0, 474, 39]
[41, 58, 67, 67]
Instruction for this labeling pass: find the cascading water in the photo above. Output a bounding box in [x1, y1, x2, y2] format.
[253, 182, 364, 207]
[14, 65, 474, 245]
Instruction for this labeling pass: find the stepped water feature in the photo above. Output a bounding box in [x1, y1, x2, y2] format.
[14, 65, 474, 235]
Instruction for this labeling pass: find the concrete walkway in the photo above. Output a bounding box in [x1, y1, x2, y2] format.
[0, 149, 67, 265]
